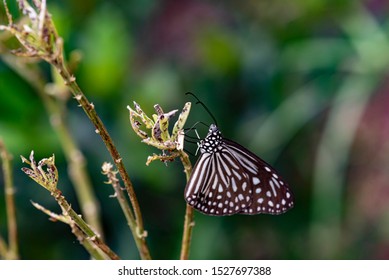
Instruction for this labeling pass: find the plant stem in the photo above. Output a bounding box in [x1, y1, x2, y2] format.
[51, 189, 120, 260]
[0, 139, 19, 259]
[31, 201, 107, 260]
[106, 168, 151, 259]
[179, 151, 195, 260]
[52, 58, 150, 259]
[70, 224, 107, 260]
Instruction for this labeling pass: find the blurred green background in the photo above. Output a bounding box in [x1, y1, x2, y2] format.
[1, 0, 389, 260]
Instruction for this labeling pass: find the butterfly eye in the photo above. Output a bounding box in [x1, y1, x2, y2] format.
[185, 125, 294, 216]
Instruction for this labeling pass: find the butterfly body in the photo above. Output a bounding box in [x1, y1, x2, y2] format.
[185, 124, 294, 216]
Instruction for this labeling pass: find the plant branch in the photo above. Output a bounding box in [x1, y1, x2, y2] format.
[0, 139, 19, 259]
[69, 223, 107, 260]
[52, 188, 120, 260]
[128, 101, 195, 260]
[21, 151, 119, 259]
[31, 201, 108, 260]
[102, 162, 151, 259]
[178, 151, 195, 260]
[50, 59, 150, 259]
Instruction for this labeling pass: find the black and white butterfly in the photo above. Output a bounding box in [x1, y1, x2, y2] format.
[184, 124, 294, 216]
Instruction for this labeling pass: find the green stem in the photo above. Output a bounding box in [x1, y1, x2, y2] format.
[51, 189, 120, 260]
[31, 200, 107, 260]
[179, 151, 195, 260]
[69, 221, 107, 260]
[0, 139, 19, 259]
[111, 178, 151, 260]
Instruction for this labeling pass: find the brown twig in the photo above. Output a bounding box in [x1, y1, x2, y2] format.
[52, 61, 150, 259]
[102, 162, 151, 259]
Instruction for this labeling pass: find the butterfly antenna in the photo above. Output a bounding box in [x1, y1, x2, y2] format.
[185, 92, 218, 126]
[185, 121, 209, 130]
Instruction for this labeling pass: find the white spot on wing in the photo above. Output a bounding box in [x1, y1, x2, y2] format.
[252, 177, 260, 185]
[242, 182, 247, 191]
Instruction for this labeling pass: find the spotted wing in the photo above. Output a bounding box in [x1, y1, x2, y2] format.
[223, 139, 294, 215]
[184, 147, 253, 216]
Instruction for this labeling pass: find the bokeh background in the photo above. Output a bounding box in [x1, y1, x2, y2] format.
[1, 0, 389, 260]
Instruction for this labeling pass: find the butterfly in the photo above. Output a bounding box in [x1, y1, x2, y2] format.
[184, 124, 294, 216]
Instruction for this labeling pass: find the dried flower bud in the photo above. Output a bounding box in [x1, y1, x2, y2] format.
[21, 150, 58, 192]
[0, 0, 64, 64]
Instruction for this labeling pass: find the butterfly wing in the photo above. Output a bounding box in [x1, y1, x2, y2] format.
[184, 147, 253, 216]
[184, 123, 294, 216]
[223, 139, 294, 215]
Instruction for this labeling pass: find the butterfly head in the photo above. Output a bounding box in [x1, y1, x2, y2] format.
[198, 124, 223, 154]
